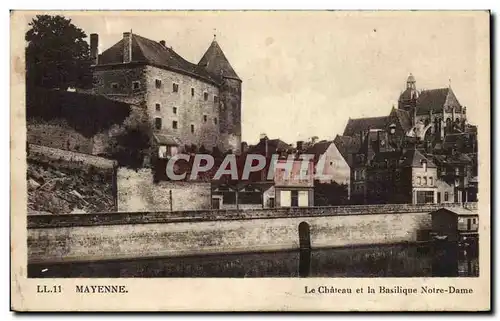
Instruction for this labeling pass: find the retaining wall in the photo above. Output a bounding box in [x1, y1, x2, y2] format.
[27, 203, 476, 264]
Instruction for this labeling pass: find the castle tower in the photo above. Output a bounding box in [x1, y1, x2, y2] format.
[199, 36, 242, 153]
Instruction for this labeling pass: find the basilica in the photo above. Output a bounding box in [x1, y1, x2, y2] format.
[335, 74, 478, 205]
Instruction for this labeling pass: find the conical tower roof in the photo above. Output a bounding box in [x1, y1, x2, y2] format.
[198, 38, 240, 81]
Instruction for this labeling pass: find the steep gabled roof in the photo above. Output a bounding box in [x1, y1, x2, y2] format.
[305, 140, 332, 157]
[391, 108, 412, 132]
[343, 116, 390, 136]
[98, 33, 223, 84]
[416, 87, 462, 116]
[198, 39, 240, 81]
[333, 135, 361, 165]
[401, 149, 437, 168]
[305, 140, 334, 164]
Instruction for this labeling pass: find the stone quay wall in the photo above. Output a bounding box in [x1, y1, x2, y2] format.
[27, 203, 475, 264]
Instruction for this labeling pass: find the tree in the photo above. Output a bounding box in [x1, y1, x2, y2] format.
[106, 108, 152, 169]
[25, 15, 92, 91]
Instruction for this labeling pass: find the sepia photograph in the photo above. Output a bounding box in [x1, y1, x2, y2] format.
[10, 10, 490, 311]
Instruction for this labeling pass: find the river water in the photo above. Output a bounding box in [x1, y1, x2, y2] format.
[28, 243, 478, 278]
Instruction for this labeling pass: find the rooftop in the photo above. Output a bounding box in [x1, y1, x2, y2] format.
[97, 33, 239, 85]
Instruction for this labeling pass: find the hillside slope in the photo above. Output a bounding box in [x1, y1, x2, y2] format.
[27, 145, 116, 214]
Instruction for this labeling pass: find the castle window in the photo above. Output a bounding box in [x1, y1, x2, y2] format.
[214, 117, 218, 125]
[172, 121, 178, 129]
[191, 124, 195, 133]
[423, 177, 428, 185]
[132, 81, 140, 90]
[173, 83, 179, 93]
[111, 83, 118, 89]
[155, 103, 161, 111]
[191, 87, 195, 97]
[203, 115, 207, 123]
[154, 117, 162, 130]
[214, 95, 219, 104]
[429, 177, 434, 186]
[417, 176, 421, 185]
[444, 192, 449, 201]
[155, 79, 162, 88]
[204, 92, 208, 101]
[173, 107, 177, 114]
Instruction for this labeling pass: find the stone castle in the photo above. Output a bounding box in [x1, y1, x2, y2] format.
[90, 31, 242, 154]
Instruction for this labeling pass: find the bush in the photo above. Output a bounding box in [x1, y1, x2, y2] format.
[106, 108, 152, 169]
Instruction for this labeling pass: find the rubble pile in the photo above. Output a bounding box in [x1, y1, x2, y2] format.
[27, 160, 115, 214]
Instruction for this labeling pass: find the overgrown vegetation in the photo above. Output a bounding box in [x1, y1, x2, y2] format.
[106, 108, 153, 169]
[314, 181, 349, 206]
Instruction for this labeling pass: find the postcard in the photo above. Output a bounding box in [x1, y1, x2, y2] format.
[10, 10, 490, 311]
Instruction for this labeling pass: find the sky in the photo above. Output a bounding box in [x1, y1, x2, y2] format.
[24, 11, 488, 145]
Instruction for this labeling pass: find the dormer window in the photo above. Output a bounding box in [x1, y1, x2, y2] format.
[173, 83, 179, 93]
[155, 79, 162, 88]
[204, 92, 209, 101]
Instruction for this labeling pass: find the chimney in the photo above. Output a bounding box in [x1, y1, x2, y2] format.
[296, 141, 304, 152]
[123, 32, 132, 63]
[259, 134, 269, 158]
[90, 33, 99, 65]
[159, 40, 166, 47]
[241, 141, 248, 154]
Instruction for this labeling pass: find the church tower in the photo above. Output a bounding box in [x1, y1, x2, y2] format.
[398, 73, 419, 125]
[199, 36, 242, 153]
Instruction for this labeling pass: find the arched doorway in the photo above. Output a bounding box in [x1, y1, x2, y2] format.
[298, 222, 311, 250]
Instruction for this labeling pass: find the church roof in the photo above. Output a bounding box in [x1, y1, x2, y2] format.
[399, 87, 417, 102]
[400, 149, 436, 168]
[415, 88, 449, 115]
[416, 87, 461, 116]
[198, 39, 241, 81]
[391, 108, 413, 132]
[98, 33, 228, 85]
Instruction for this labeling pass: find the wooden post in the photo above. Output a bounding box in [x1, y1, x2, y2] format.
[235, 189, 239, 211]
[169, 190, 173, 212]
